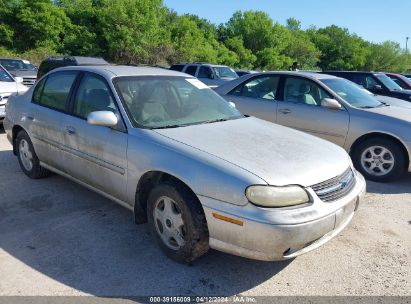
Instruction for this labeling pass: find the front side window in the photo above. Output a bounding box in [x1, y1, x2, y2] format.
[230, 76, 280, 100]
[36, 71, 78, 111]
[184, 66, 197, 76]
[114, 76, 243, 129]
[198, 66, 213, 78]
[284, 77, 331, 106]
[73, 73, 116, 119]
[321, 78, 382, 108]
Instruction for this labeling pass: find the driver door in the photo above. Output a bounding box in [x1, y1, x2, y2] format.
[62, 72, 128, 202]
[276, 76, 349, 146]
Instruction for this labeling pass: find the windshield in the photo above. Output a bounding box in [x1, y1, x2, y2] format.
[321, 78, 382, 108]
[375, 74, 402, 91]
[212, 67, 238, 79]
[0, 66, 14, 82]
[114, 76, 243, 129]
[0, 59, 37, 71]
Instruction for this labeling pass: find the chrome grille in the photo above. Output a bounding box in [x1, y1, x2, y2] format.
[311, 168, 356, 202]
[22, 77, 36, 86]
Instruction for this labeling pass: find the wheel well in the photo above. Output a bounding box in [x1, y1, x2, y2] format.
[11, 125, 24, 155]
[350, 132, 409, 166]
[134, 171, 201, 224]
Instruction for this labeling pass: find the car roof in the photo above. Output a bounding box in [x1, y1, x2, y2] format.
[245, 71, 339, 80]
[53, 65, 191, 78]
[214, 71, 339, 95]
[44, 56, 108, 65]
[323, 70, 385, 75]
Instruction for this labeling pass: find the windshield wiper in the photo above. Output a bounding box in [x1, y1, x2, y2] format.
[201, 118, 229, 124]
[151, 124, 185, 129]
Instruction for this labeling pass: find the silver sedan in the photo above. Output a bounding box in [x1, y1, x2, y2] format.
[216, 72, 411, 182]
[4, 66, 365, 262]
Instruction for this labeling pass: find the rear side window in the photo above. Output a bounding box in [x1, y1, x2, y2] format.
[35, 71, 78, 111]
[230, 76, 280, 100]
[170, 65, 184, 72]
[185, 65, 197, 76]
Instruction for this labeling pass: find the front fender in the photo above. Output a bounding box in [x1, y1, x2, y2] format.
[125, 129, 266, 207]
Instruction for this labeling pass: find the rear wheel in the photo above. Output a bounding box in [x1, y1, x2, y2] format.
[352, 138, 406, 182]
[147, 182, 209, 263]
[16, 130, 50, 179]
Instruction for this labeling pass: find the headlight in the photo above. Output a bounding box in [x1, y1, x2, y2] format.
[245, 185, 309, 207]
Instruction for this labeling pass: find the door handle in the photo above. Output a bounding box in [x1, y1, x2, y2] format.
[27, 115, 34, 121]
[66, 126, 76, 135]
[279, 108, 292, 114]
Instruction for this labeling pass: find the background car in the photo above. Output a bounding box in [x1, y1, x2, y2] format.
[402, 74, 411, 80]
[169, 62, 238, 88]
[385, 73, 411, 90]
[37, 56, 109, 79]
[216, 71, 411, 182]
[0, 64, 28, 123]
[235, 70, 259, 77]
[3, 65, 365, 263]
[0, 58, 37, 87]
[321, 71, 411, 102]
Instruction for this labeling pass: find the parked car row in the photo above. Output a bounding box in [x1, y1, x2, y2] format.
[0, 56, 409, 264]
[170, 62, 239, 88]
[3, 65, 366, 263]
[216, 71, 411, 182]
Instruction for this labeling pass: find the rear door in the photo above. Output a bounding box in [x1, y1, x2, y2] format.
[223, 75, 281, 123]
[62, 72, 128, 201]
[276, 76, 349, 146]
[29, 70, 79, 170]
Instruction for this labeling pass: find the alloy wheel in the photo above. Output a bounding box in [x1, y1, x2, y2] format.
[360, 145, 395, 176]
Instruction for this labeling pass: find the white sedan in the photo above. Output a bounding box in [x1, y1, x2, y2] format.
[0, 64, 28, 122]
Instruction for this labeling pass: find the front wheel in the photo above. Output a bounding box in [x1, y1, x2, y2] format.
[352, 138, 406, 182]
[147, 182, 209, 263]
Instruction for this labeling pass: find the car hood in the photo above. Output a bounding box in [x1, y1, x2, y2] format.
[155, 117, 351, 187]
[365, 104, 411, 122]
[0, 81, 18, 94]
[375, 95, 411, 109]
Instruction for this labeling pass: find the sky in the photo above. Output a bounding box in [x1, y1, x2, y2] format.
[163, 0, 411, 48]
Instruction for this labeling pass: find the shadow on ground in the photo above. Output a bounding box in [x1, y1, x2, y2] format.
[366, 173, 411, 195]
[0, 149, 290, 297]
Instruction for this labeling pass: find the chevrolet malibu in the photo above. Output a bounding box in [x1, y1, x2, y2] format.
[4, 66, 365, 263]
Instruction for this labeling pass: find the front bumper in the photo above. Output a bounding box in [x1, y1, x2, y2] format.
[200, 171, 366, 261]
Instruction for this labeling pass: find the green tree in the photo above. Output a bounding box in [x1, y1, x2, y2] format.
[14, 0, 71, 52]
[309, 25, 370, 70]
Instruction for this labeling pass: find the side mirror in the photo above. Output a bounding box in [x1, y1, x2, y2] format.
[321, 98, 342, 110]
[14, 77, 24, 83]
[208, 73, 215, 79]
[87, 111, 118, 127]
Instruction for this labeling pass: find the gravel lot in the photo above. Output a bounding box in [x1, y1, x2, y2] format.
[0, 126, 410, 297]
